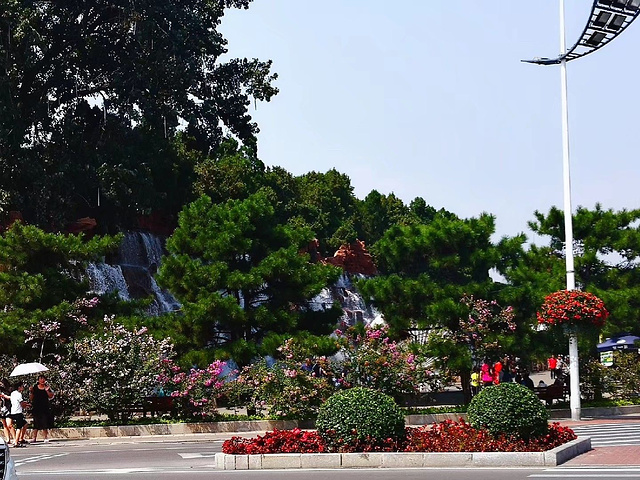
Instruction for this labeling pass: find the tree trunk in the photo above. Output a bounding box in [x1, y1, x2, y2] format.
[460, 367, 472, 404]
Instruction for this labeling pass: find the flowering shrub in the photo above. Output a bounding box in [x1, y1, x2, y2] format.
[61, 316, 174, 421]
[228, 358, 333, 419]
[537, 290, 608, 328]
[428, 296, 517, 369]
[458, 295, 517, 355]
[222, 428, 325, 454]
[221, 421, 576, 454]
[157, 358, 226, 417]
[334, 325, 445, 400]
[24, 296, 101, 359]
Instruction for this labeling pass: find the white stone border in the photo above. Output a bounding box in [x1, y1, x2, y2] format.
[214, 437, 591, 470]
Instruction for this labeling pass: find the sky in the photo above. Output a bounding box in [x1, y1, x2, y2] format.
[220, 2, 640, 241]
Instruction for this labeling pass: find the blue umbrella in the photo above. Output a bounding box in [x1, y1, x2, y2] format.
[596, 334, 640, 353]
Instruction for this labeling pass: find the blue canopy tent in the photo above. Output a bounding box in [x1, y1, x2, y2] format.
[597, 334, 640, 353]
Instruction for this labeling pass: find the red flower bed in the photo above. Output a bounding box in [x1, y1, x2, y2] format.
[222, 428, 326, 454]
[221, 421, 576, 454]
[537, 290, 608, 328]
[405, 420, 576, 452]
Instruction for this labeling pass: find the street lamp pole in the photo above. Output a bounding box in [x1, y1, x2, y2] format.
[558, 0, 581, 422]
[525, 0, 640, 422]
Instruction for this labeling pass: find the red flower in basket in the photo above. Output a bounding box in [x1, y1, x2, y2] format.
[537, 290, 608, 328]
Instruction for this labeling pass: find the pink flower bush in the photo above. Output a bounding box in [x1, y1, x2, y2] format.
[334, 325, 445, 400]
[157, 359, 227, 417]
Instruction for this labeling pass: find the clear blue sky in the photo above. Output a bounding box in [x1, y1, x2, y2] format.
[221, 2, 640, 240]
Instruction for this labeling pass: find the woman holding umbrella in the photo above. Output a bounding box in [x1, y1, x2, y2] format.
[30, 374, 55, 443]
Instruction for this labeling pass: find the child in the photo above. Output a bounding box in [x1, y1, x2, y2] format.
[8, 382, 29, 447]
[470, 367, 480, 397]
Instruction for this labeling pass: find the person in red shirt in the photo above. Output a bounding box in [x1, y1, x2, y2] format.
[480, 359, 493, 387]
[493, 359, 503, 385]
[548, 355, 558, 379]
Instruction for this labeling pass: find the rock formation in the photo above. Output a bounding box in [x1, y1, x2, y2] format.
[324, 240, 377, 276]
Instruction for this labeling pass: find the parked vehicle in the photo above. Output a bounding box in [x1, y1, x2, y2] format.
[0, 438, 18, 479]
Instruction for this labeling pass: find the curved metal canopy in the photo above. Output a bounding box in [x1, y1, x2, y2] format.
[524, 0, 640, 65]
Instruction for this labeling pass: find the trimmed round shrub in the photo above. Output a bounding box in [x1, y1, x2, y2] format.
[315, 387, 405, 451]
[467, 383, 549, 439]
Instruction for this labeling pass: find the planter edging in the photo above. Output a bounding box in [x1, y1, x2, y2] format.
[214, 437, 591, 470]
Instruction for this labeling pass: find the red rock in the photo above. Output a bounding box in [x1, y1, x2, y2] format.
[66, 217, 98, 234]
[324, 240, 377, 276]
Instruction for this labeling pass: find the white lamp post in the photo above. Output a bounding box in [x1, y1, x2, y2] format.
[524, 0, 640, 421]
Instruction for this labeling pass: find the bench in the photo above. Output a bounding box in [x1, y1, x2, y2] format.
[120, 396, 176, 419]
[143, 396, 176, 417]
[534, 384, 568, 405]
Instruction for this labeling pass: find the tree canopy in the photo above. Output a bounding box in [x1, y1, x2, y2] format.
[0, 0, 277, 229]
[357, 212, 503, 335]
[0, 222, 122, 356]
[501, 204, 640, 342]
[157, 192, 342, 365]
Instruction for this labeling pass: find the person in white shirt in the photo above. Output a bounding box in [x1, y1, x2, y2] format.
[8, 383, 29, 447]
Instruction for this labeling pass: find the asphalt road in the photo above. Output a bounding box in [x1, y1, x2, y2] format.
[7, 438, 547, 480]
[10, 430, 640, 480]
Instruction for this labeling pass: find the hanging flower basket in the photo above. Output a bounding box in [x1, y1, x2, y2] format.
[537, 290, 608, 328]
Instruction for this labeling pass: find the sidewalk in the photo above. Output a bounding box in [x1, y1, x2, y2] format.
[565, 446, 640, 466]
[562, 416, 640, 467]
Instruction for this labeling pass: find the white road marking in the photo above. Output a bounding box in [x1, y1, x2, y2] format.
[15, 453, 69, 466]
[178, 452, 218, 458]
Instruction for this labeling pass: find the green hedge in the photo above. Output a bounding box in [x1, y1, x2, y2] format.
[467, 383, 548, 439]
[315, 387, 405, 451]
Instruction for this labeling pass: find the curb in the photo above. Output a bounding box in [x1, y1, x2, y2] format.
[213, 437, 592, 470]
[548, 405, 640, 419]
[47, 420, 315, 440]
[44, 404, 640, 440]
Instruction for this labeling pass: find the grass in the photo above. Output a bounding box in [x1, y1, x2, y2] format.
[55, 411, 287, 428]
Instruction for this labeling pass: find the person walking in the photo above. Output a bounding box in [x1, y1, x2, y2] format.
[480, 359, 493, 387]
[30, 374, 55, 443]
[0, 379, 14, 445]
[7, 382, 29, 447]
[548, 355, 558, 380]
[470, 367, 480, 397]
[493, 359, 503, 385]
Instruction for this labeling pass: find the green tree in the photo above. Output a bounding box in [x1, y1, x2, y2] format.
[0, 0, 277, 229]
[194, 138, 266, 204]
[355, 190, 409, 246]
[294, 169, 358, 253]
[500, 204, 640, 348]
[407, 197, 438, 225]
[358, 212, 502, 336]
[0, 222, 122, 356]
[157, 192, 342, 365]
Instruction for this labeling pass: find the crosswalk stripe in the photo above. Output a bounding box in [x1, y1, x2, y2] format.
[568, 422, 640, 447]
[15, 453, 69, 467]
